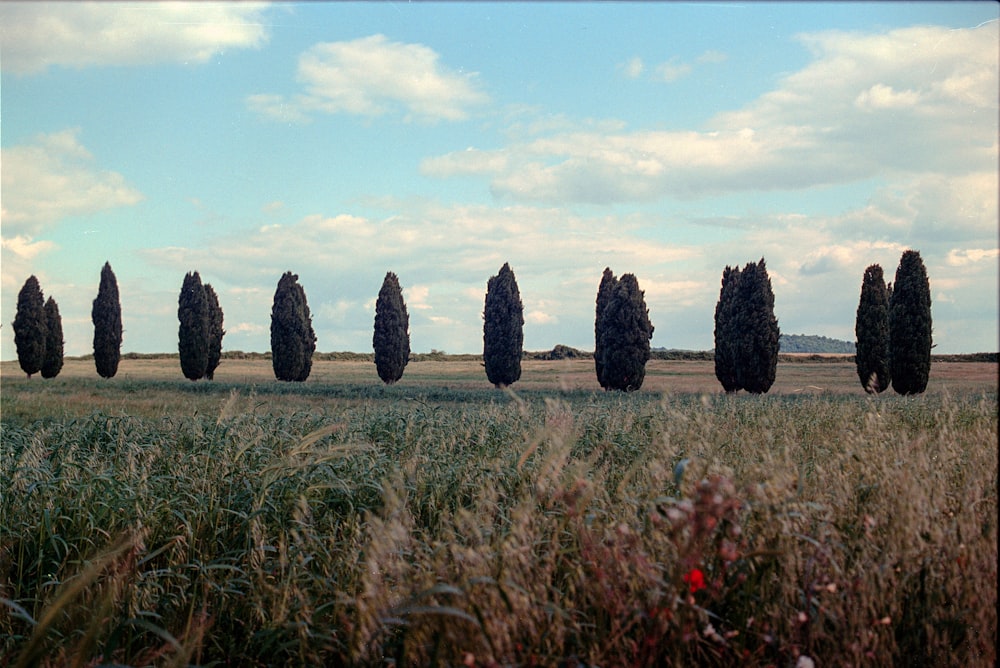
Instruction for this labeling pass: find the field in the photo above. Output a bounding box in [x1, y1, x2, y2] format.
[1, 357, 997, 666]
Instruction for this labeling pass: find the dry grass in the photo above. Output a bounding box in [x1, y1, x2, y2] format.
[1, 358, 996, 666]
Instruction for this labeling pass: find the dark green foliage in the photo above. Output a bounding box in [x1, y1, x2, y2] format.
[889, 250, 932, 395]
[855, 264, 891, 393]
[12, 276, 47, 378]
[178, 272, 210, 381]
[594, 267, 618, 389]
[779, 334, 855, 354]
[41, 297, 64, 379]
[92, 262, 123, 379]
[373, 271, 410, 385]
[732, 259, 780, 394]
[270, 272, 316, 382]
[596, 273, 654, 392]
[714, 265, 741, 393]
[483, 262, 524, 388]
[204, 284, 225, 380]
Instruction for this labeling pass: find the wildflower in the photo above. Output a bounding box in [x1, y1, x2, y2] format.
[684, 568, 706, 593]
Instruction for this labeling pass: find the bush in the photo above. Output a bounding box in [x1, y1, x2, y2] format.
[483, 263, 524, 388]
[12, 276, 47, 378]
[91, 262, 123, 379]
[270, 272, 317, 382]
[373, 272, 411, 384]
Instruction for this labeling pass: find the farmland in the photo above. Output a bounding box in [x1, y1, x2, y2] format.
[1, 357, 997, 666]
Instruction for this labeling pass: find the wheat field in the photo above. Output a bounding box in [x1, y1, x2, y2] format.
[1, 357, 996, 666]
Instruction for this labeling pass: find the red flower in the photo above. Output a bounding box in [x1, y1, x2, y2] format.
[684, 568, 706, 593]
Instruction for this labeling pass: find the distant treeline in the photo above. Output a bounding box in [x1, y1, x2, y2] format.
[779, 333, 856, 354]
[63, 348, 996, 364]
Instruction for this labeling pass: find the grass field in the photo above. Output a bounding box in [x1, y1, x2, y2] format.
[1, 357, 997, 666]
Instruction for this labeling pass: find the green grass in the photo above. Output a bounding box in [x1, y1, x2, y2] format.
[1, 373, 996, 666]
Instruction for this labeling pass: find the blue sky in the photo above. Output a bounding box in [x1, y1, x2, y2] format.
[2, 2, 997, 360]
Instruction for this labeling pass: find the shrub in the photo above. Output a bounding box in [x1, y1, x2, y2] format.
[594, 267, 618, 389]
[713, 265, 742, 393]
[889, 250, 932, 395]
[732, 258, 780, 394]
[40, 297, 64, 379]
[270, 271, 316, 382]
[483, 262, 524, 388]
[596, 273, 654, 391]
[855, 264, 891, 393]
[373, 271, 411, 385]
[12, 276, 47, 379]
[91, 262, 123, 379]
[178, 271, 210, 381]
[204, 283, 225, 380]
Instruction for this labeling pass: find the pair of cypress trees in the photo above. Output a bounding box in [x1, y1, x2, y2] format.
[713, 258, 781, 394]
[177, 271, 225, 381]
[855, 250, 932, 395]
[268, 270, 412, 384]
[12, 276, 64, 379]
[14, 261, 122, 380]
[595, 268, 655, 392]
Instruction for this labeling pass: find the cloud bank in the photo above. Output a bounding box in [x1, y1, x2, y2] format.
[248, 34, 489, 123]
[0, 2, 271, 74]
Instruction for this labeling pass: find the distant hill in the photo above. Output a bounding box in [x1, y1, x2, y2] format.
[779, 334, 855, 354]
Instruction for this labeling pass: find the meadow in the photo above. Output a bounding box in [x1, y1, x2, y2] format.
[1, 357, 997, 666]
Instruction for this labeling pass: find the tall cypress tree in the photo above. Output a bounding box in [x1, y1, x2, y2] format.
[270, 272, 316, 382]
[373, 271, 410, 385]
[597, 273, 654, 392]
[733, 258, 780, 394]
[855, 264, 891, 393]
[713, 265, 742, 393]
[889, 250, 932, 395]
[13, 275, 47, 379]
[594, 267, 618, 389]
[92, 262, 123, 379]
[178, 271, 210, 381]
[483, 262, 524, 388]
[41, 297, 64, 379]
[204, 283, 225, 380]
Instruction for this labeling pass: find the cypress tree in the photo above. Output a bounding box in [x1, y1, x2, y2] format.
[204, 283, 225, 380]
[594, 267, 618, 389]
[92, 262, 122, 379]
[889, 250, 932, 395]
[41, 297, 64, 379]
[178, 271, 210, 381]
[713, 265, 742, 393]
[597, 273, 654, 392]
[270, 272, 316, 382]
[733, 258, 780, 394]
[483, 262, 524, 388]
[373, 271, 410, 385]
[12, 275, 47, 379]
[855, 264, 891, 393]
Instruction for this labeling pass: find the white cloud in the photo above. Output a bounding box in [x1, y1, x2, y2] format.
[249, 35, 488, 123]
[654, 57, 692, 83]
[621, 56, 644, 79]
[1, 129, 144, 234]
[0, 2, 271, 75]
[424, 22, 997, 205]
[946, 248, 999, 267]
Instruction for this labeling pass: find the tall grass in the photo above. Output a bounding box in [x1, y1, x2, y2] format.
[1, 390, 996, 666]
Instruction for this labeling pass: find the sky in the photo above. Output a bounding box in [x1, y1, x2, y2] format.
[2, 2, 997, 360]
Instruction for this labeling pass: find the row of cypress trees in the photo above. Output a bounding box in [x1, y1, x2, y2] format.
[12, 253, 932, 393]
[855, 250, 932, 395]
